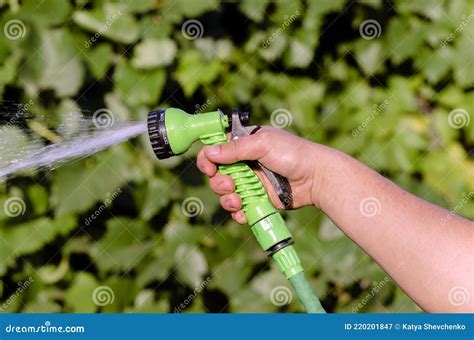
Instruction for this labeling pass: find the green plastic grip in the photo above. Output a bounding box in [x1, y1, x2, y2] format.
[200, 131, 303, 278]
[152, 108, 324, 312]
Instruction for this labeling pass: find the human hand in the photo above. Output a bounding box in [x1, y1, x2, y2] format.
[197, 126, 327, 224]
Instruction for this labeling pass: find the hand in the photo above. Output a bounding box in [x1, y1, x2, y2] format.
[197, 126, 327, 224]
[198, 125, 474, 313]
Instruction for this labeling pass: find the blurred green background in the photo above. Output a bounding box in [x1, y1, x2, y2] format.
[0, 0, 473, 313]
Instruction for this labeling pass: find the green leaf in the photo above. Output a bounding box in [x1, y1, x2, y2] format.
[21, 0, 71, 26]
[413, 46, 451, 84]
[51, 145, 134, 215]
[55, 99, 84, 138]
[136, 255, 174, 288]
[0, 50, 22, 90]
[174, 50, 222, 97]
[211, 252, 251, 296]
[101, 277, 137, 313]
[114, 61, 166, 106]
[285, 38, 313, 68]
[73, 3, 139, 44]
[134, 178, 172, 221]
[21, 28, 85, 97]
[132, 38, 177, 69]
[65, 272, 98, 313]
[82, 43, 114, 79]
[239, 0, 269, 22]
[386, 17, 426, 65]
[0, 216, 75, 275]
[91, 218, 152, 272]
[0, 126, 31, 169]
[319, 216, 344, 241]
[353, 40, 385, 75]
[27, 185, 49, 215]
[127, 289, 169, 313]
[167, 0, 218, 18]
[175, 244, 208, 287]
[453, 32, 474, 87]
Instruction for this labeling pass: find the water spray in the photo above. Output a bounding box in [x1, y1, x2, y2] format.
[147, 107, 326, 313]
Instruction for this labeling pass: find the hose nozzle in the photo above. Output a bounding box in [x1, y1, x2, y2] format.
[147, 108, 230, 160]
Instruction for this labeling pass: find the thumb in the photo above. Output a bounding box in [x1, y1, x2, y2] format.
[203, 134, 268, 164]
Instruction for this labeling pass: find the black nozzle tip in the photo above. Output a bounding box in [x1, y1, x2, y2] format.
[147, 109, 174, 160]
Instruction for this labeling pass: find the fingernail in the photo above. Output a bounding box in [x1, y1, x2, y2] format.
[205, 145, 220, 155]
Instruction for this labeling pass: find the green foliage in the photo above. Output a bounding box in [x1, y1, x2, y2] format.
[1, 0, 472, 314]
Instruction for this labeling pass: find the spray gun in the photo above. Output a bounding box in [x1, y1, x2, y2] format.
[147, 107, 326, 313]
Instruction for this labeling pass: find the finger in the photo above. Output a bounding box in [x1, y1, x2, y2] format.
[197, 148, 217, 176]
[209, 175, 234, 195]
[219, 193, 242, 212]
[203, 133, 268, 164]
[231, 211, 247, 224]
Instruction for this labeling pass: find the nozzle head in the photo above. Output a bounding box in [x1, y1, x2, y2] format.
[148, 107, 232, 160]
[147, 109, 174, 159]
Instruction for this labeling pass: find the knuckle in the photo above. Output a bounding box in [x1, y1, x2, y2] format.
[257, 126, 277, 141]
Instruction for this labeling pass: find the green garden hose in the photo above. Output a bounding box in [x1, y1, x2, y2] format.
[147, 108, 326, 313]
[201, 131, 326, 314]
[289, 272, 326, 313]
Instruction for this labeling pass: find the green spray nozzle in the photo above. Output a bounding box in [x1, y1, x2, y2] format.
[147, 107, 325, 313]
[147, 108, 229, 158]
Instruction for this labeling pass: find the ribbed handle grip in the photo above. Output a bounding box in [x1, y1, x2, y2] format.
[200, 132, 277, 225]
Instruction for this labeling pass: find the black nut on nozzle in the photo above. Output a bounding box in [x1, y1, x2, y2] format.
[227, 108, 250, 126]
[147, 109, 174, 159]
[239, 111, 250, 125]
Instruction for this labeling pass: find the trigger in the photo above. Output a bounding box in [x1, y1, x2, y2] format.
[248, 127, 293, 208]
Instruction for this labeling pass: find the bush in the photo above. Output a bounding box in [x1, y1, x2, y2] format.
[0, 0, 472, 313]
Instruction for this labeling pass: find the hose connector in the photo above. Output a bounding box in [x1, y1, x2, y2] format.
[272, 245, 303, 279]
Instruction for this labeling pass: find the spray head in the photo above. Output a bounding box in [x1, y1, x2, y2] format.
[147, 109, 173, 160]
[147, 107, 249, 159]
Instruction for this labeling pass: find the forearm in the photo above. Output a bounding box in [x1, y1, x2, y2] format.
[311, 144, 474, 312]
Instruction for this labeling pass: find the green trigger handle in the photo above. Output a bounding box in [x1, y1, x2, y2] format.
[200, 131, 303, 277]
[147, 107, 325, 313]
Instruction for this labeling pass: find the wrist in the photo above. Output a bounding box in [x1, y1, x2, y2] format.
[308, 143, 346, 210]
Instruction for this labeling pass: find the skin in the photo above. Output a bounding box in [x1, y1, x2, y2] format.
[196, 126, 474, 313]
